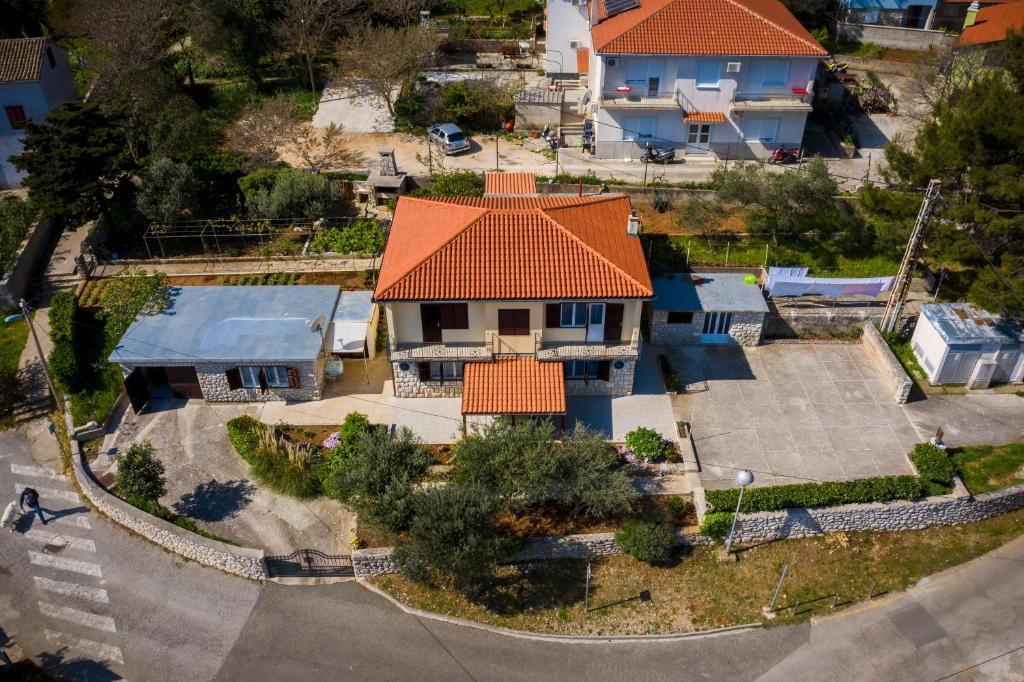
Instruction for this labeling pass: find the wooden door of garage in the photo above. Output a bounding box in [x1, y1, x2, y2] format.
[164, 366, 203, 399]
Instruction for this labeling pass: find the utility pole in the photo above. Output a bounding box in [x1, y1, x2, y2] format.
[19, 299, 61, 414]
[880, 179, 941, 334]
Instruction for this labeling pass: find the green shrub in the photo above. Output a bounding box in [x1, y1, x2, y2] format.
[665, 494, 692, 520]
[0, 363, 20, 418]
[423, 171, 484, 197]
[705, 475, 925, 513]
[116, 440, 167, 507]
[0, 195, 36, 272]
[226, 416, 322, 498]
[624, 427, 667, 463]
[616, 519, 675, 564]
[910, 442, 954, 495]
[324, 412, 371, 474]
[699, 511, 734, 541]
[309, 219, 386, 255]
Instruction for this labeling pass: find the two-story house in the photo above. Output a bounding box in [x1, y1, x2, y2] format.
[374, 172, 654, 422]
[0, 37, 77, 188]
[546, 0, 828, 159]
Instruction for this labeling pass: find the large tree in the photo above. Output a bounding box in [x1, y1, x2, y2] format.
[186, 0, 275, 83]
[335, 25, 439, 117]
[274, 0, 349, 95]
[885, 34, 1024, 315]
[136, 156, 200, 224]
[224, 93, 303, 169]
[11, 102, 130, 225]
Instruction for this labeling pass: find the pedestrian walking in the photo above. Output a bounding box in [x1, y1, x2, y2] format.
[19, 488, 47, 525]
[1, 500, 17, 532]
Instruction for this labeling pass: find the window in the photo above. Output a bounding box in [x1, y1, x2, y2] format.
[5, 106, 27, 130]
[702, 312, 733, 335]
[429, 361, 464, 382]
[564, 360, 599, 379]
[239, 366, 290, 388]
[46, 47, 56, 69]
[696, 61, 721, 88]
[622, 116, 656, 141]
[498, 309, 530, 335]
[687, 123, 711, 145]
[742, 117, 779, 143]
[438, 303, 468, 329]
[666, 311, 694, 324]
[560, 303, 588, 327]
[762, 60, 789, 87]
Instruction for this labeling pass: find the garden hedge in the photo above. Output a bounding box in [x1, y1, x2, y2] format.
[705, 475, 926, 514]
[909, 442, 954, 496]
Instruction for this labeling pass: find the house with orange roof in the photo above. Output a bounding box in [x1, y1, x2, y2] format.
[957, 0, 1024, 47]
[544, 0, 828, 160]
[374, 172, 654, 420]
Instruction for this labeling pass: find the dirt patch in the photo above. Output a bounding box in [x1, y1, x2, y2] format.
[497, 495, 697, 538]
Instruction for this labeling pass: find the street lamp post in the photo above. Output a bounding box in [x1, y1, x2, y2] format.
[7, 299, 61, 415]
[723, 469, 754, 557]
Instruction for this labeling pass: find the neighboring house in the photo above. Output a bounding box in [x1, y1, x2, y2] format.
[911, 303, 1024, 388]
[935, 0, 1017, 32]
[545, 0, 828, 159]
[109, 286, 345, 410]
[840, 0, 940, 29]
[649, 273, 768, 347]
[0, 37, 77, 188]
[956, 0, 1024, 45]
[374, 172, 654, 422]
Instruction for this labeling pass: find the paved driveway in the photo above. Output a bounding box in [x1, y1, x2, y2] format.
[670, 343, 921, 490]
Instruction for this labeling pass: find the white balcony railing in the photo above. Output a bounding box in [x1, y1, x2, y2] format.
[599, 89, 681, 109]
[731, 82, 814, 110]
[535, 328, 641, 360]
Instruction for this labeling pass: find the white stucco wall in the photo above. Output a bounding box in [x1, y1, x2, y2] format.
[545, 0, 593, 76]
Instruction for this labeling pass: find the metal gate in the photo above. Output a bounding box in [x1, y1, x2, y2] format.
[264, 549, 354, 578]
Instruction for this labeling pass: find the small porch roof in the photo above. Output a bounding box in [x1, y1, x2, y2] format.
[462, 356, 566, 415]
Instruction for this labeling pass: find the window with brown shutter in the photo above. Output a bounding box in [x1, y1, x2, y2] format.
[604, 303, 624, 341]
[498, 309, 530, 336]
[597, 361, 611, 381]
[439, 303, 468, 329]
[5, 106, 27, 130]
[286, 367, 301, 388]
[545, 303, 561, 328]
[225, 367, 242, 390]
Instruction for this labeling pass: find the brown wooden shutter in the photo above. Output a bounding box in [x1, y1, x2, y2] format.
[257, 368, 269, 392]
[226, 367, 242, 390]
[596, 361, 611, 381]
[546, 304, 561, 328]
[604, 304, 624, 341]
[418, 362, 431, 381]
[286, 367, 301, 388]
[420, 304, 442, 342]
[440, 303, 468, 329]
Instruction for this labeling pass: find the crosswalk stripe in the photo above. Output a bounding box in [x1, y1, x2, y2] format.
[29, 551, 102, 578]
[44, 628, 124, 665]
[12, 483, 79, 503]
[34, 577, 110, 604]
[25, 529, 97, 553]
[10, 463, 66, 480]
[51, 514, 91, 530]
[39, 601, 117, 633]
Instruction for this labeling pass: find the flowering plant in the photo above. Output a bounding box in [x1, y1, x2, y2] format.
[323, 432, 341, 449]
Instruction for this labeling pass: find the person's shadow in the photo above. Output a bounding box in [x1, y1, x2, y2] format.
[11, 505, 89, 533]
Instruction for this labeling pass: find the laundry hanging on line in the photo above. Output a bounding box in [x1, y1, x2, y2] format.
[765, 267, 897, 298]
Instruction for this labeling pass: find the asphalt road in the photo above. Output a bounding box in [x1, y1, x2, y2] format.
[3, 427, 1024, 681]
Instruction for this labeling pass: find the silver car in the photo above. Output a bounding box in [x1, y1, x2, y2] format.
[428, 123, 471, 155]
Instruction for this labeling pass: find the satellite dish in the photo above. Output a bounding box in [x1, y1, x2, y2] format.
[308, 315, 325, 333]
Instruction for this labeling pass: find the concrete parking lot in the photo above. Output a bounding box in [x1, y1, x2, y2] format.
[670, 343, 921, 490]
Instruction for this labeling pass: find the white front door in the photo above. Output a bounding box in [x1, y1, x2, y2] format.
[686, 123, 711, 154]
[586, 303, 606, 342]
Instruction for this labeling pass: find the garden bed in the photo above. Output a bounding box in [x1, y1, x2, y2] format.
[372, 506, 1024, 635]
[951, 443, 1024, 495]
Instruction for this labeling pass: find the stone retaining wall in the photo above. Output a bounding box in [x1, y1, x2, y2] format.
[1, 217, 58, 309]
[861, 321, 913, 403]
[69, 422, 267, 580]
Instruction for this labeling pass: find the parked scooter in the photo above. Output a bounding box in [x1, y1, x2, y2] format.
[767, 147, 801, 164]
[641, 143, 675, 164]
[825, 58, 848, 74]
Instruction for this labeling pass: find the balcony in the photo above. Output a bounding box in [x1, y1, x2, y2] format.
[387, 340, 493, 362]
[731, 84, 813, 112]
[535, 329, 641, 361]
[599, 89, 681, 110]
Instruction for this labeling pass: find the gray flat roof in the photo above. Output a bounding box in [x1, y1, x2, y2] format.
[652, 274, 768, 313]
[920, 303, 1023, 346]
[109, 286, 341, 364]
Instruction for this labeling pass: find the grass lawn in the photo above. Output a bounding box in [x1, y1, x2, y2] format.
[0, 313, 30, 428]
[951, 443, 1024, 495]
[373, 507, 1024, 636]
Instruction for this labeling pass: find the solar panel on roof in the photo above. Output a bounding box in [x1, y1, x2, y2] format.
[604, 0, 639, 18]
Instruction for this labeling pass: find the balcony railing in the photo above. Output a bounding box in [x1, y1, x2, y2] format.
[599, 89, 681, 109]
[731, 83, 813, 111]
[387, 339, 493, 362]
[535, 329, 641, 361]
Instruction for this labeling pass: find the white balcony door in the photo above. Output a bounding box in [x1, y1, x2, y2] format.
[686, 123, 712, 154]
[586, 303, 606, 342]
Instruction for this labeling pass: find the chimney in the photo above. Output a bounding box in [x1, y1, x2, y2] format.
[378, 149, 398, 177]
[964, 1, 980, 28]
[626, 209, 640, 236]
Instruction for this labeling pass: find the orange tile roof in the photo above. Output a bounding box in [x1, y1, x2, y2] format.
[958, 1, 1024, 46]
[374, 194, 654, 301]
[462, 357, 566, 415]
[0, 37, 46, 83]
[484, 171, 537, 195]
[592, 0, 828, 56]
[685, 111, 727, 123]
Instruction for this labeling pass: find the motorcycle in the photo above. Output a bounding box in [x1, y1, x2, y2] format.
[825, 58, 848, 74]
[767, 147, 801, 165]
[641, 143, 675, 164]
